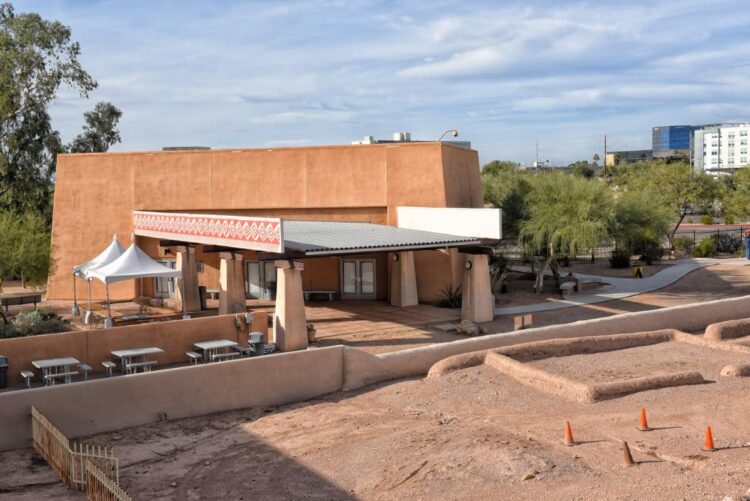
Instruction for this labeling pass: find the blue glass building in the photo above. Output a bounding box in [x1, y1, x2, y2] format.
[652, 125, 693, 153]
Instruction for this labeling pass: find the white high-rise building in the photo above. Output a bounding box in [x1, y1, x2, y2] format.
[694, 123, 750, 176]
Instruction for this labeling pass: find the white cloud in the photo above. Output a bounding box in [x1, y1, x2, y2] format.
[13, 0, 750, 164]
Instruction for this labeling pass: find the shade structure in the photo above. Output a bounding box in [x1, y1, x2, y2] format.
[88, 243, 182, 284]
[71, 235, 125, 318]
[73, 234, 126, 279]
[87, 243, 184, 326]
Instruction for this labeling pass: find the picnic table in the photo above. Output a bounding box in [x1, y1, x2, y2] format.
[111, 347, 164, 374]
[32, 357, 80, 386]
[193, 339, 240, 363]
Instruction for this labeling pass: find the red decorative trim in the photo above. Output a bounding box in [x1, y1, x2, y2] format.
[133, 211, 284, 253]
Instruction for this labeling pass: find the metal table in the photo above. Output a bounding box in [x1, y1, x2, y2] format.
[32, 357, 80, 386]
[193, 339, 240, 363]
[111, 347, 164, 374]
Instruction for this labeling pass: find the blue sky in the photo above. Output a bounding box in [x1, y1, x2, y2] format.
[14, 0, 750, 165]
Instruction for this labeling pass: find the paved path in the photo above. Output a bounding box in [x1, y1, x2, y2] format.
[495, 258, 749, 316]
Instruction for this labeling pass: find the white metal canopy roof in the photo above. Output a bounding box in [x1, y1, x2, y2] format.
[282, 221, 481, 256]
[87, 243, 182, 284]
[73, 235, 126, 278]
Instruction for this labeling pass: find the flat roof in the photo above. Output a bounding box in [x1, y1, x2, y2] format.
[282, 220, 481, 256]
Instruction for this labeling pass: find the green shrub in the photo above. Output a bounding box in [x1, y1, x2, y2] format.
[490, 253, 508, 294]
[710, 233, 742, 254]
[691, 238, 717, 257]
[673, 236, 694, 254]
[634, 238, 663, 265]
[437, 285, 462, 308]
[700, 214, 714, 225]
[12, 309, 70, 336]
[0, 323, 20, 339]
[609, 248, 632, 268]
[725, 215, 736, 225]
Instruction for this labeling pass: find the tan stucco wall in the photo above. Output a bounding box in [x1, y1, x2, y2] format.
[4, 295, 750, 452]
[0, 312, 267, 384]
[48, 143, 481, 301]
[0, 346, 343, 451]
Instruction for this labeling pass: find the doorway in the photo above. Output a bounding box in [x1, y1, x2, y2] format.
[341, 259, 376, 299]
[154, 259, 176, 298]
[245, 261, 277, 300]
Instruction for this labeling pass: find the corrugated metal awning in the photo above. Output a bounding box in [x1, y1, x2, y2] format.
[283, 220, 480, 256]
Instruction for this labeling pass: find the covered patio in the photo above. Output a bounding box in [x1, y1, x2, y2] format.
[133, 210, 498, 352]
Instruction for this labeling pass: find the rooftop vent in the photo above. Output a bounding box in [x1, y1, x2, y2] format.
[161, 146, 211, 151]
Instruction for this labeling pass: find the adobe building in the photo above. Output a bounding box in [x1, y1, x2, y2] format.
[47, 140, 500, 349]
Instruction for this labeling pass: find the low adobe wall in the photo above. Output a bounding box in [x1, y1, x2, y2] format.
[342, 294, 750, 389]
[704, 317, 750, 341]
[0, 312, 268, 383]
[3, 295, 750, 452]
[0, 346, 343, 451]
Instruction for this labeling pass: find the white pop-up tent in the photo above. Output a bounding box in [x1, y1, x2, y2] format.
[88, 243, 184, 327]
[72, 235, 126, 318]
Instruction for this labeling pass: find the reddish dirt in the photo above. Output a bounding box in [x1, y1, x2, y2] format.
[528, 342, 750, 383]
[5, 357, 750, 500]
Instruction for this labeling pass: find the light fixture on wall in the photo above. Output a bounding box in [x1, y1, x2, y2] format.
[465, 260, 473, 270]
[392, 253, 400, 262]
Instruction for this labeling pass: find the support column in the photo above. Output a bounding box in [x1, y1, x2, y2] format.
[389, 251, 418, 307]
[460, 254, 494, 323]
[219, 252, 246, 315]
[175, 246, 200, 313]
[273, 260, 308, 351]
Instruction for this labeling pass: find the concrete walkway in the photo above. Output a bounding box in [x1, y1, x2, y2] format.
[495, 258, 749, 316]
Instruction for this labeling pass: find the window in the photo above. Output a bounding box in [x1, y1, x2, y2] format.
[742, 148, 748, 154]
[741, 139, 748, 146]
[741, 157, 748, 164]
[740, 130, 748, 136]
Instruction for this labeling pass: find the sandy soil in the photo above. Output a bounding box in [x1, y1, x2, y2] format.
[528, 342, 750, 383]
[6, 354, 750, 500]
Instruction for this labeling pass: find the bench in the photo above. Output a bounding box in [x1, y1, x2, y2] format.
[560, 282, 576, 298]
[126, 360, 157, 373]
[186, 351, 202, 365]
[43, 371, 79, 385]
[303, 290, 335, 301]
[210, 352, 240, 362]
[20, 370, 34, 388]
[78, 363, 92, 381]
[101, 361, 117, 377]
[231, 345, 252, 357]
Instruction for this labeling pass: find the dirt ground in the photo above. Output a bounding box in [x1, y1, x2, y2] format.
[528, 341, 749, 383]
[5, 344, 750, 500]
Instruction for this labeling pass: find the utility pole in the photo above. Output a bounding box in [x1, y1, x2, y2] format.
[603, 134, 608, 178]
[535, 140, 539, 173]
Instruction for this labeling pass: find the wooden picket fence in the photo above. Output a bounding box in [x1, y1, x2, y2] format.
[30, 406, 129, 499]
[86, 460, 132, 501]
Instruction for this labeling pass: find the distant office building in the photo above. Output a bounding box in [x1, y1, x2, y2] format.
[652, 125, 692, 160]
[604, 149, 653, 167]
[694, 123, 750, 175]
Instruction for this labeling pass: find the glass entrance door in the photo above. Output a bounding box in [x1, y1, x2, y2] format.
[341, 259, 376, 299]
[245, 261, 278, 299]
[154, 260, 176, 298]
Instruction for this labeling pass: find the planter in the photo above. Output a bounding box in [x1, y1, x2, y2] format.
[307, 328, 317, 344]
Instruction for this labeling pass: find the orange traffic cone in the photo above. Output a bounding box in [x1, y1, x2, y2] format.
[638, 407, 650, 431]
[622, 441, 635, 467]
[564, 421, 574, 446]
[702, 426, 715, 452]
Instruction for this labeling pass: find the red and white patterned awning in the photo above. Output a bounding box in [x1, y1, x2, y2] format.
[133, 211, 284, 253]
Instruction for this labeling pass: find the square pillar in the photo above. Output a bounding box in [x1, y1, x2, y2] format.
[460, 254, 494, 323]
[273, 260, 308, 351]
[219, 252, 246, 315]
[175, 246, 200, 313]
[389, 251, 418, 307]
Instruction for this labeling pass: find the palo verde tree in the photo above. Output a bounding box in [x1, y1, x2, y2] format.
[481, 160, 532, 239]
[614, 161, 719, 248]
[519, 172, 614, 293]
